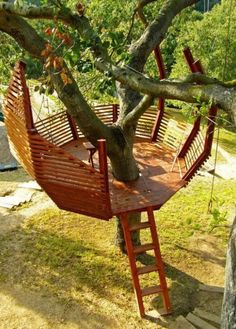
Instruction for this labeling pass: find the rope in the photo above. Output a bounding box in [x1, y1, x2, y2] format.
[208, 125, 220, 213]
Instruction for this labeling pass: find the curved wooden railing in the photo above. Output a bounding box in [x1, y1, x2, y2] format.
[4, 61, 112, 220]
[177, 47, 217, 181]
[3, 53, 217, 219]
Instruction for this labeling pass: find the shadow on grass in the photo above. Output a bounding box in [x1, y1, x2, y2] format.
[0, 218, 132, 327]
[0, 211, 209, 327]
[137, 253, 200, 318]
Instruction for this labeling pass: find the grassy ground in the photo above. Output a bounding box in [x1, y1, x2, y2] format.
[0, 171, 235, 328]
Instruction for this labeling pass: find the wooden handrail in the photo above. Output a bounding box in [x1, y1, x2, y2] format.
[151, 46, 166, 142]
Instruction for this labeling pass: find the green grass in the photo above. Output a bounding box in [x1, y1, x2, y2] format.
[0, 175, 234, 327]
[218, 128, 236, 156]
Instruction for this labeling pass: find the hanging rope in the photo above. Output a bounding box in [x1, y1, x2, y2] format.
[208, 125, 220, 213]
[207, 0, 234, 212]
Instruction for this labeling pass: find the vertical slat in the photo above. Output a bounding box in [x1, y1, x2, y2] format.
[181, 47, 218, 181]
[153, 46, 166, 79]
[66, 113, 79, 140]
[151, 46, 166, 142]
[97, 139, 112, 214]
[183, 47, 197, 73]
[204, 105, 217, 153]
[178, 116, 201, 157]
[193, 59, 205, 74]
[151, 99, 165, 142]
[112, 104, 118, 123]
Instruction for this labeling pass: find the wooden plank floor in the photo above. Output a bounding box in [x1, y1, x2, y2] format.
[63, 138, 186, 216]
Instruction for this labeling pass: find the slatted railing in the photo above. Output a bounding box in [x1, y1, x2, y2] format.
[156, 111, 191, 150]
[35, 104, 119, 145]
[3, 62, 35, 177]
[176, 47, 217, 181]
[35, 111, 74, 146]
[4, 61, 112, 220]
[183, 131, 205, 170]
[30, 133, 112, 219]
[135, 106, 157, 139]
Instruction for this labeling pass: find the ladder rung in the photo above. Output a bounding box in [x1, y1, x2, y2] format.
[137, 264, 158, 275]
[133, 243, 154, 254]
[129, 221, 150, 231]
[141, 285, 163, 297]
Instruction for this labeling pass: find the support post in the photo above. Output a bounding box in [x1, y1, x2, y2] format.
[67, 113, 79, 140]
[151, 98, 165, 142]
[204, 105, 218, 153]
[18, 61, 35, 131]
[98, 139, 109, 194]
[112, 104, 118, 123]
[151, 46, 166, 142]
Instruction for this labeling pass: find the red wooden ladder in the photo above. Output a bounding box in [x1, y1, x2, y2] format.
[120, 207, 171, 317]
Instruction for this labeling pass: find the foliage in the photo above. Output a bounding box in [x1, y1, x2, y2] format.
[171, 0, 236, 82]
[161, 8, 203, 75]
[0, 33, 22, 85]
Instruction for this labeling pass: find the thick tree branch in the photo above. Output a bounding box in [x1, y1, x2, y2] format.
[0, 14, 116, 150]
[122, 94, 154, 127]
[136, 0, 157, 26]
[96, 60, 236, 117]
[129, 0, 199, 70]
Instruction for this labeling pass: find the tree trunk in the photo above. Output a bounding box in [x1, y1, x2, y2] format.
[221, 214, 236, 329]
[115, 212, 142, 253]
[109, 124, 142, 252]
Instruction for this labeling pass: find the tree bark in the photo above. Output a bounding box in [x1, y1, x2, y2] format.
[221, 214, 236, 329]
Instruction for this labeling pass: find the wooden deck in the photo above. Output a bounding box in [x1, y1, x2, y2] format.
[63, 138, 186, 216]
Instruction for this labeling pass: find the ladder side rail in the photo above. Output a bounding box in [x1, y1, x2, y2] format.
[147, 207, 171, 313]
[120, 213, 145, 317]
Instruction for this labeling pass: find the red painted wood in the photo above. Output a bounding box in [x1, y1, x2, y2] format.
[178, 116, 201, 157]
[181, 47, 217, 181]
[153, 46, 166, 79]
[151, 46, 166, 142]
[112, 104, 118, 122]
[67, 113, 79, 140]
[147, 207, 171, 314]
[204, 105, 218, 153]
[120, 213, 145, 317]
[183, 47, 197, 73]
[121, 207, 172, 317]
[151, 98, 165, 142]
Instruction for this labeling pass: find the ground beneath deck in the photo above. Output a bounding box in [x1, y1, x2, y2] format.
[0, 169, 230, 329]
[63, 139, 185, 215]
